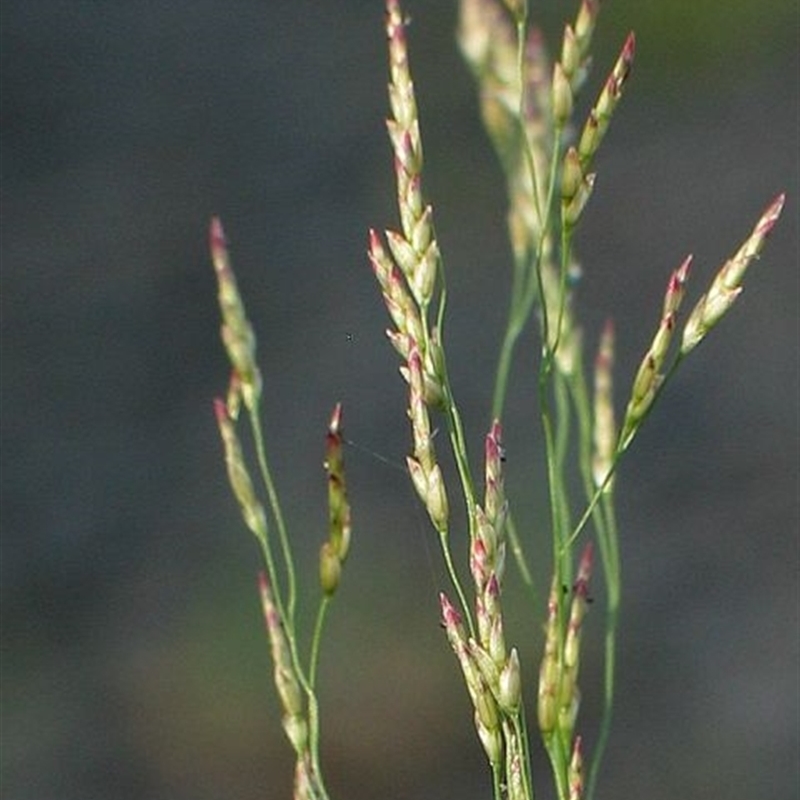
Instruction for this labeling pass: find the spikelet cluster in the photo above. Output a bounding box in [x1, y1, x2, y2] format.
[458, 0, 622, 376]
[258, 573, 307, 753]
[617, 194, 785, 454]
[681, 193, 785, 354]
[537, 545, 593, 766]
[458, 0, 555, 307]
[214, 398, 267, 544]
[619, 255, 691, 450]
[369, 0, 451, 533]
[441, 422, 526, 773]
[560, 31, 635, 230]
[210, 218, 262, 411]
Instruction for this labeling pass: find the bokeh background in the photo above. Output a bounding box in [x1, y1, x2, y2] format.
[1, 1, 798, 799]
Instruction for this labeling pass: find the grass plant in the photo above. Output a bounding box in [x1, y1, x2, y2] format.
[210, 2, 785, 798]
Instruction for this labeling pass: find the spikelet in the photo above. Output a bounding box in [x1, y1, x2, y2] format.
[213, 399, 267, 543]
[592, 320, 616, 490]
[440, 593, 503, 765]
[258, 573, 308, 755]
[682, 194, 786, 354]
[577, 31, 636, 171]
[562, 32, 636, 229]
[210, 217, 262, 410]
[537, 577, 561, 735]
[371, 1, 446, 408]
[558, 543, 593, 740]
[568, 735, 584, 800]
[319, 403, 351, 596]
[619, 255, 692, 450]
[406, 346, 449, 531]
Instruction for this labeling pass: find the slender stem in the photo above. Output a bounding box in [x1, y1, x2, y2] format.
[532, 128, 563, 365]
[492, 312, 527, 420]
[564, 347, 686, 555]
[309, 596, 331, 690]
[513, 708, 536, 800]
[538, 370, 571, 628]
[491, 761, 504, 800]
[306, 692, 331, 800]
[431, 261, 477, 633]
[587, 495, 619, 800]
[440, 529, 476, 638]
[505, 511, 538, 599]
[435, 257, 478, 534]
[544, 733, 571, 800]
[249, 407, 297, 622]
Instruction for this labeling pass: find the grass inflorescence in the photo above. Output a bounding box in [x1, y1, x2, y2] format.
[210, 2, 784, 799]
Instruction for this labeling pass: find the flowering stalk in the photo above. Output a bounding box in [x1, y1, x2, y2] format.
[211, 222, 359, 800]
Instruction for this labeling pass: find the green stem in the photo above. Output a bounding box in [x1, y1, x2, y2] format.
[492, 312, 527, 420]
[513, 708, 536, 800]
[544, 732, 571, 800]
[309, 596, 331, 690]
[587, 495, 619, 800]
[491, 760, 504, 800]
[429, 264, 477, 634]
[505, 512, 538, 600]
[440, 528, 475, 638]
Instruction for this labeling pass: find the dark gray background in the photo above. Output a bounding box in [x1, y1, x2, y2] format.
[1, 1, 797, 799]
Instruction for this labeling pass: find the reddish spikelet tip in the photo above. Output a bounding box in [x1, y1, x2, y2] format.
[759, 192, 786, 236]
[209, 216, 226, 257]
[675, 254, 692, 285]
[329, 402, 343, 435]
[212, 397, 228, 425]
[439, 592, 462, 627]
[623, 31, 636, 63]
[368, 228, 381, 252]
[407, 344, 422, 372]
[596, 322, 614, 369]
[574, 541, 594, 596]
[485, 420, 503, 463]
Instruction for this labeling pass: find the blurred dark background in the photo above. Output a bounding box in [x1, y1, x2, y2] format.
[1, 1, 797, 799]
